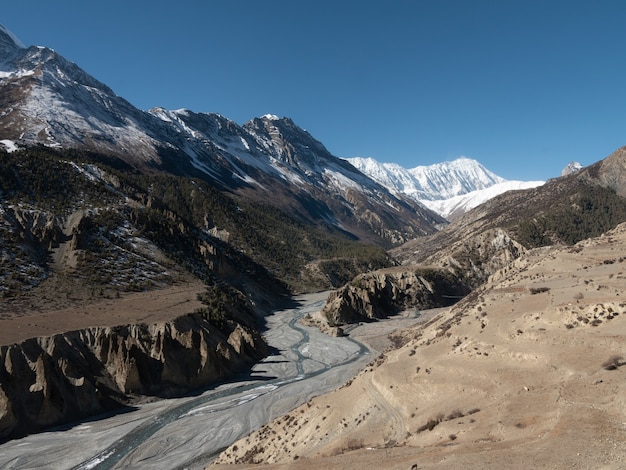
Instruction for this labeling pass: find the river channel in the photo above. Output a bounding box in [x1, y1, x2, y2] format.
[0, 292, 372, 470]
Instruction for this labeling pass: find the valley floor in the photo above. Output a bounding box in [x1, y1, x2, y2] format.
[212, 225, 626, 469]
[0, 292, 413, 469]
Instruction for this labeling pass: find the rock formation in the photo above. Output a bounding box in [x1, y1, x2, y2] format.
[0, 313, 266, 441]
[321, 268, 470, 325]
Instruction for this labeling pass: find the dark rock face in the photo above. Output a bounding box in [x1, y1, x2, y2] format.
[0, 313, 267, 441]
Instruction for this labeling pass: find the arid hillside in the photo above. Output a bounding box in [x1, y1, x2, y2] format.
[212, 223, 626, 469]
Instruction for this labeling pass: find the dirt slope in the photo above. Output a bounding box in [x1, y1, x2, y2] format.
[212, 224, 626, 469]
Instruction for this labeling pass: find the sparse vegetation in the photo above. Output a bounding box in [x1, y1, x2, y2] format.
[602, 355, 624, 370]
[416, 416, 442, 433]
[446, 410, 464, 420]
[529, 287, 550, 294]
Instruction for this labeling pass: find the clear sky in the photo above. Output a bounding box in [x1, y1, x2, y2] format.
[2, 1, 626, 180]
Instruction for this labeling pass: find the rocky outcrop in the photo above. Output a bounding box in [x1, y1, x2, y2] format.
[321, 268, 470, 325]
[391, 226, 527, 288]
[424, 228, 526, 288]
[0, 313, 267, 441]
[580, 146, 626, 197]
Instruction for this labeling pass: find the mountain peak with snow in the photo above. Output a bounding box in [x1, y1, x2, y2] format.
[348, 156, 506, 201]
[561, 161, 583, 176]
[348, 156, 544, 220]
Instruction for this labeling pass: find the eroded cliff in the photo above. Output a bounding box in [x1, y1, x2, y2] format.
[0, 312, 267, 441]
[321, 268, 470, 325]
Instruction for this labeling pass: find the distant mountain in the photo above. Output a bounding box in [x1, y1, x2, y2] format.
[561, 161, 583, 176]
[420, 180, 547, 221]
[391, 148, 626, 287]
[0, 25, 443, 245]
[348, 156, 544, 219]
[347, 156, 504, 200]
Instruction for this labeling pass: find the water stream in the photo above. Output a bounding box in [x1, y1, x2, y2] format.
[0, 294, 370, 470]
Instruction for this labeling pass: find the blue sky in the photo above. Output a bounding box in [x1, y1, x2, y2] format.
[3, 1, 626, 180]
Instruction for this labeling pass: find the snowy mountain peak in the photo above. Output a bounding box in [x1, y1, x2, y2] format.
[0, 24, 26, 52]
[261, 114, 280, 121]
[561, 161, 583, 176]
[348, 156, 505, 201]
[348, 156, 544, 220]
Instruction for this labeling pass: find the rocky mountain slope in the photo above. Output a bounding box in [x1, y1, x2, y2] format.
[393, 147, 626, 267]
[0, 25, 443, 246]
[213, 223, 626, 469]
[420, 180, 545, 221]
[578, 146, 626, 197]
[348, 156, 544, 219]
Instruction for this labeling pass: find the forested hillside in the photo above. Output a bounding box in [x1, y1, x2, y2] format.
[0, 147, 393, 303]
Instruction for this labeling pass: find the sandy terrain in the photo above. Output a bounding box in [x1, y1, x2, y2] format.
[212, 225, 626, 469]
[0, 280, 207, 345]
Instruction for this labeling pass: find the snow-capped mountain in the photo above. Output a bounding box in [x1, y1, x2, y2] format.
[348, 156, 505, 201]
[348, 156, 544, 220]
[420, 180, 545, 220]
[561, 161, 583, 176]
[0, 25, 444, 244]
[0, 25, 173, 166]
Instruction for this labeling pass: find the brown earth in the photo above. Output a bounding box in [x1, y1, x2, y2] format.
[0, 279, 207, 346]
[212, 224, 626, 469]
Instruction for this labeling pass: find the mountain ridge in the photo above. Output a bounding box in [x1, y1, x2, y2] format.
[347, 156, 506, 201]
[0, 23, 537, 231]
[348, 156, 544, 219]
[0, 24, 443, 245]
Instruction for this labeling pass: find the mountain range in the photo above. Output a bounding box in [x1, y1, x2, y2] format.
[348, 156, 545, 219]
[0, 23, 547, 227]
[0, 24, 444, 246]
[2, 21, 626, 462]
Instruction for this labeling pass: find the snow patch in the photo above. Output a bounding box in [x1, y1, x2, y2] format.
[323, 168, 364, 192]
[240, 136, 250, 151]
[421, 180, 545, 219]
[0, 140, 19, 152]
[0, 69, 35, 78]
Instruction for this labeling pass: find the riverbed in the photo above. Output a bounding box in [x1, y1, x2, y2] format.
[0, 292, 429, 469]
